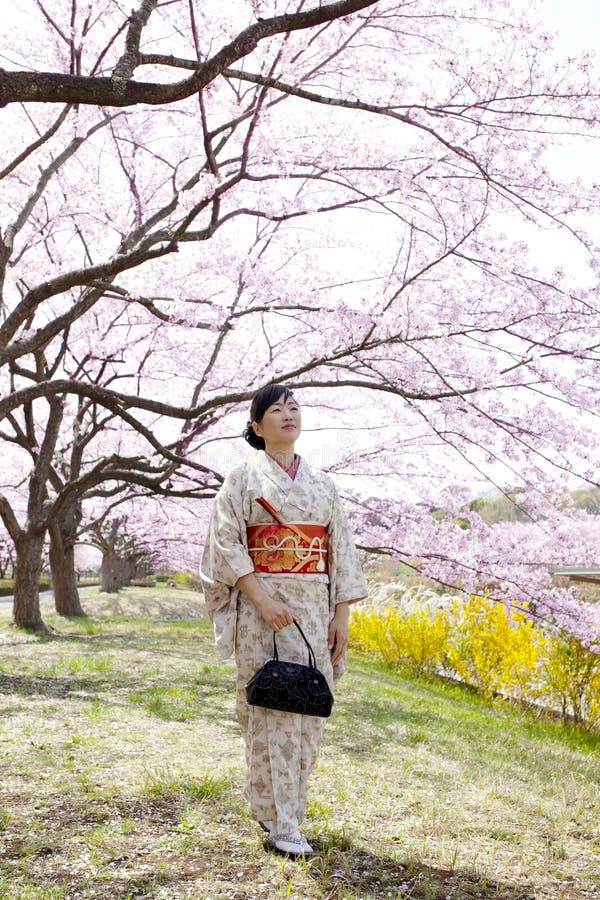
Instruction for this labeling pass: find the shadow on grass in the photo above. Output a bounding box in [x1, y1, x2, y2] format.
[307, 837, 536, 899]
[0, 782, 550, 900]
[3, 806, 538, 900]
[1, 612, 213, 648]
[0, 672, 91, 700]
[0, 618, 232, 706]
[127, 677, 236, 723]
[0, 667, 237, 725]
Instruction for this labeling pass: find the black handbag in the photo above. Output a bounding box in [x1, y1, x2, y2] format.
[246, 621, 334, 718]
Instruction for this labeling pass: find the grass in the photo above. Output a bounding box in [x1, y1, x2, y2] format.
[0, 587, 598, 899]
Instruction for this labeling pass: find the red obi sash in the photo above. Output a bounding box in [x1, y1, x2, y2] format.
[247, 522, 328, 575]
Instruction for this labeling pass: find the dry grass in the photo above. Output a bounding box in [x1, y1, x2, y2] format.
[0, 586, 599, 899]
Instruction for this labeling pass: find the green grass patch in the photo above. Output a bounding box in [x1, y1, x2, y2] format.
[141, 767, 231, 802]
[129, 685, 201, 721]
[0, 587, 598, 899]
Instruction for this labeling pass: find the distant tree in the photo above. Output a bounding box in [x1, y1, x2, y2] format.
[89, 516, 154, 593]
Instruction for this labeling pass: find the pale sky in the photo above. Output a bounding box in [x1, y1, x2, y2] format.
[2, 0, 599, 53]
[541, 0, 600, 54]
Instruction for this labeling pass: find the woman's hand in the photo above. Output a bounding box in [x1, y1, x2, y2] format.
[257, 596, 295, 631]
[328, 602, 350, 664]
[235, 573, 295, 631]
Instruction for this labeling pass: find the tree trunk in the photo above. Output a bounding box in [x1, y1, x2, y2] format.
[101, 547, 120, 592]
[117, 556, 128, 589]
[12, 395, 64, 632]
[13, 533, 49, 631]
[49, 500, 84, 616]
[124, 555, 136, 587]
[49, 523, 84, 616]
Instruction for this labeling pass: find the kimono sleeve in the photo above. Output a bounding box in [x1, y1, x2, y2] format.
[201, 471, 254, 590]
[328, 484, 368, 606]
[200, 468, 254, 658]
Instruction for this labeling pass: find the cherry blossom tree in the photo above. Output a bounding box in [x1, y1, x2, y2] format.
[0, 527, 14, 581]
[1, 0, 600, 641]
[88, 515, 154, 593]
[0, 335, 223, 627]
[355, 489, 600, 647]
[84, 496, 207, 592]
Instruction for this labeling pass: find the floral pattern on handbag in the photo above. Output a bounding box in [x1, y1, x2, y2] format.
[245, 621, 334, 718]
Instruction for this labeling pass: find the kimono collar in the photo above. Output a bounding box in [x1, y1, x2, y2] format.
[253, 450, 314, 519]
[255, 449, 305, 493]
[266, 451, 300, 481]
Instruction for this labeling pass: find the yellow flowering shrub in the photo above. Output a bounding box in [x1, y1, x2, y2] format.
[587, 669, 600, 729]
[350, 585, 600, 730]
[349, 606, 399, 665]
[386, 606, 451, 676]
[447, 595, 547, 699]
[540, 634, 600, 727]
[349, 601, 451, 675]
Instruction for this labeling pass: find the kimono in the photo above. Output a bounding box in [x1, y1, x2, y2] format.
[200, 450, 367, 835]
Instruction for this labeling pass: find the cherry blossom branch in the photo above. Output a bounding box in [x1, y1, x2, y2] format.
[111, 0, 159, 90]
[0, 244, 173, 355]
[0, 1, 379, 107]
[213, 67, 594, 244]
[0, 105, 72, 182]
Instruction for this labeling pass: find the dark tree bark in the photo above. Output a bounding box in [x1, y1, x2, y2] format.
[0, 1, 378, 108]
[13, 533, 48, 631]
[7, 398, 64, 631]
[101, 547, 120, 593]
[0, 547, 13, 580]
[120, 556, 132, 589]
[49, 500, 84, 616]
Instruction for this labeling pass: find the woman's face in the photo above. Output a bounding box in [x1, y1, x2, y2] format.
[253, 394, 302, 449]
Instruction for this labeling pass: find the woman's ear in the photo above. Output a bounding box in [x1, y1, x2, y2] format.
[251, 421, 261, 437]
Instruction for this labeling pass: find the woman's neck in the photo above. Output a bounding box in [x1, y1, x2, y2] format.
[264, 442, 296, 468]
[265, 445, 297, 471]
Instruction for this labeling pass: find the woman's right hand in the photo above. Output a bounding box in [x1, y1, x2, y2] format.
[257, 596, 295, 632]
[235, 572, 295, 631]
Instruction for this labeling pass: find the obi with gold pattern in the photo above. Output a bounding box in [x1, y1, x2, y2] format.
[247, 522, 328, 575]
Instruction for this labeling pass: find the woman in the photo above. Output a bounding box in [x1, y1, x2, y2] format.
[201, 384, 367, 857]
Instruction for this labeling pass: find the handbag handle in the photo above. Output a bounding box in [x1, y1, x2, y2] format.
[272, 621, 317, 670]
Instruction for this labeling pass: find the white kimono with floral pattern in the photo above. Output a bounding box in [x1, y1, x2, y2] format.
[201, 450, 367, 834]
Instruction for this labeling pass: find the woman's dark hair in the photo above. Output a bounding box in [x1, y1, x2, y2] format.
[242, 383, 295, 450]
